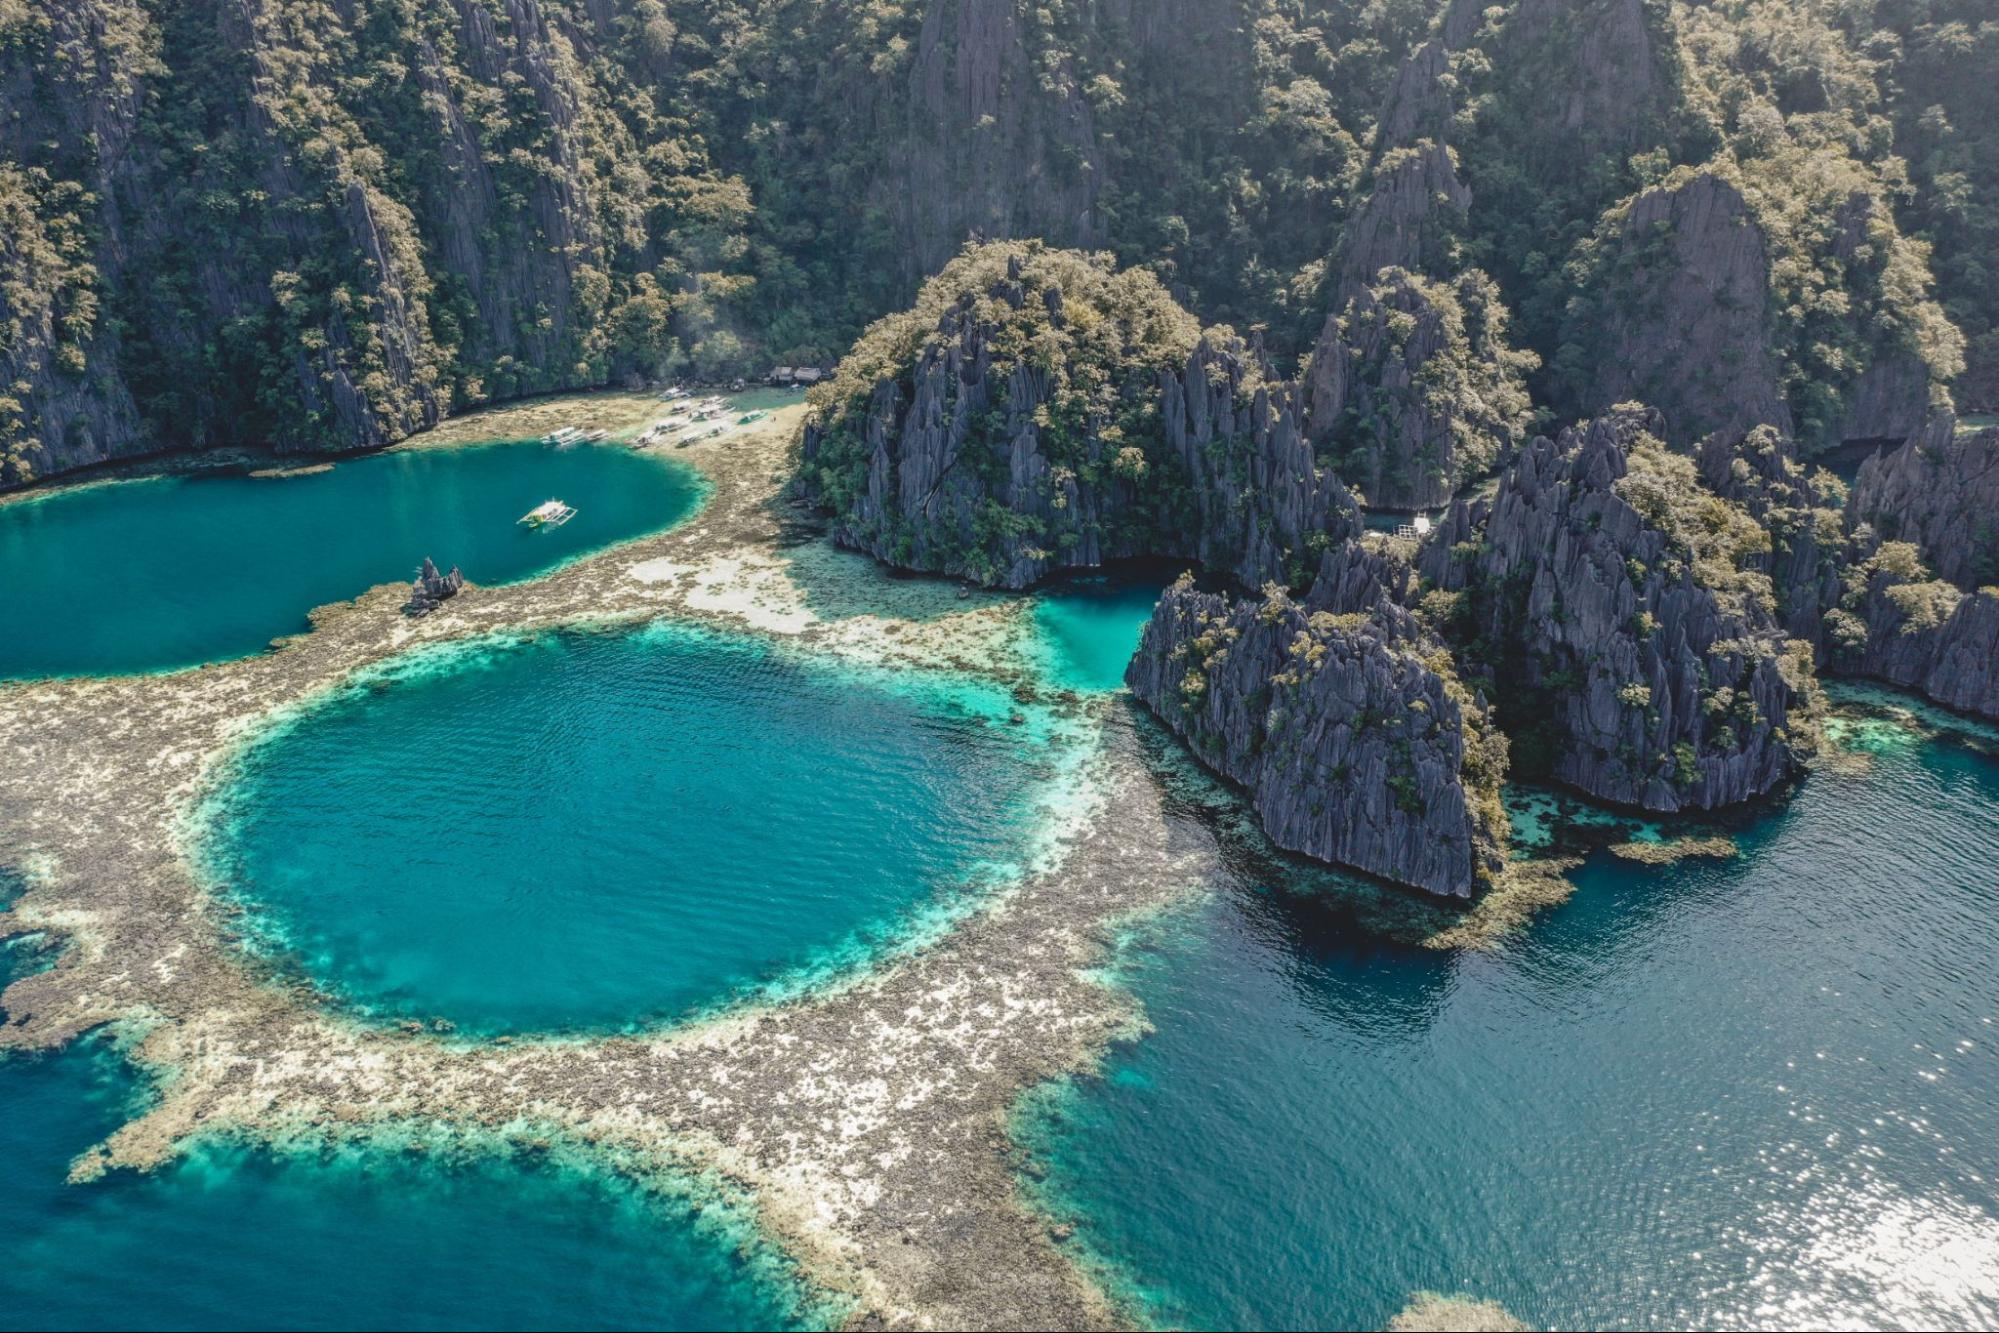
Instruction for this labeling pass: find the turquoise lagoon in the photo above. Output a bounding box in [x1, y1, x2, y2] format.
[1023, 708, 1999, 1330]
[0, 441, 703, 680]
[198, 621, 1069, 1034]
[1027, 565, 1175, 693]
[0, 1033, 814, 1330]
[13, 502, 1999, 1332]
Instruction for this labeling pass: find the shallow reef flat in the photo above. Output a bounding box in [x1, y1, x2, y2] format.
[0, 404, 1214, 1330]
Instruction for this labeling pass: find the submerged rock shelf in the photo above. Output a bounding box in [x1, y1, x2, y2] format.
[200, 622, 1067, 1035]
[0, 406, 1187, 1330]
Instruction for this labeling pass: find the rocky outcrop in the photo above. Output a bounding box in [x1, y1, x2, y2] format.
[1495, 0, 1668, 154]
[1562, 170, 1959, 455]
[1373, 40, 1455, 162]
[796, 244, 1357, 591]
[1304, 267, 1535, 510]
[1565, 172, 1795, 446]
[885, 0, 1104, 286]
[1696, 426, 1854, 654]
[0, 0, 157, 485]
[1333, 141, 1470, 305]
[1834, 353, 1935, 449]
[1824, 192, 1937, 445]
[404, 557, 465, 615]
[1419, 408, 1821, 811]
[1127, 545, 1508, 897]
[1831, 546, 1999, 720]
[1156, 335, 1363, 590]
[1300, 25, 1503, 511]
[1849, 420, 1999, 591]
[0, 0, 761, 490]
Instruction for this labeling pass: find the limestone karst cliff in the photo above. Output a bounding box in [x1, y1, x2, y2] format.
[795, 243, 1358, 591]
[1418, 409, 1822, 811]
[1561, 171, 1951, 452]
[1126, 546, 1508, 898]
[1849, 421, 1999, 592]
[1561, 173, 1796, 446]
[6, 0, 1994, 492]
[1304, 267, 1536, 511]
[0, 0, 757, 485]
[1829, 543, 1999, 721]
[1694, 425, 1853, 655]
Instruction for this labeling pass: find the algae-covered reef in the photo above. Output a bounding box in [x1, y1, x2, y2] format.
[0, 412, 1183, 1331]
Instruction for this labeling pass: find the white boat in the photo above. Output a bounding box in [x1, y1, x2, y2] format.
[518, 499, 577, 528]
[543, 426, 585, 446]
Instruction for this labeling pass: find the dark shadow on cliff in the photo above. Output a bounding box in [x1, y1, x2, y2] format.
[769, 500, 1013, 626]
[1120, 700, 1463, 1038]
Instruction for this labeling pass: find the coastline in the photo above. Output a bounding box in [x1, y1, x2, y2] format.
[0, 397, 1201, 1330]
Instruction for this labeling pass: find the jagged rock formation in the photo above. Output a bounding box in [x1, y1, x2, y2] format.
[884, 0, 1105, 286]
[1157, 335, 1363, 591]
[1823, 422, 1999, 719]
[1849, 420, 1999, 591]
[1823, 192, 1937, 445]
[6, 0, 1986, 498]
[1829, 544, 1999, 720]
[1453, 2, 1963, 452]
[0, 0, 156, 483]
[1300, 22, 1528, 513]
[0, 0, 763, 487]
[1126, 545, 1508, 898]
[1562, 172, 1796, 446]
[1331, 142, 1469, 306]
[795, 243, 1357, 591]
[1695, 426, 1854, 654]
[1486, 0, 1671, 157]
[1304, 267, 1536, 511]
[404, 557, 464, 616]
[1372, 40, 1455, 161]
[1419, 409, 1821, 811]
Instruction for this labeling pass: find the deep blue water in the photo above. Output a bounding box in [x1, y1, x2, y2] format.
[0, 441, 702, 680]
[199, 622, 1062, 1034]
[1023, 709, 1999, 1330]
[0, 1035, 814, 1331]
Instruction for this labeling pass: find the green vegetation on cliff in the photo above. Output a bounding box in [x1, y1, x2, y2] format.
[799, 241, 1202, 538]
[6, 0, 1999, 488]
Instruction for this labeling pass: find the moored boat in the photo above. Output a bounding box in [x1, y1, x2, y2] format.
[518, 499, 577, 528]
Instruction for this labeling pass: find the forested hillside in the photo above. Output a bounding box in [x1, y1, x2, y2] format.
[3, 0, 1994, 487]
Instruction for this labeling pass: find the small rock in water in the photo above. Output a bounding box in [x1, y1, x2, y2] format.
[405, 557, 465, 616]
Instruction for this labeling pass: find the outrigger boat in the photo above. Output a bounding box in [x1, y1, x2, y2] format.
[518, 499, 576, 528]
[737, 410, 768, 425]
[543, 425, 585, 446]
